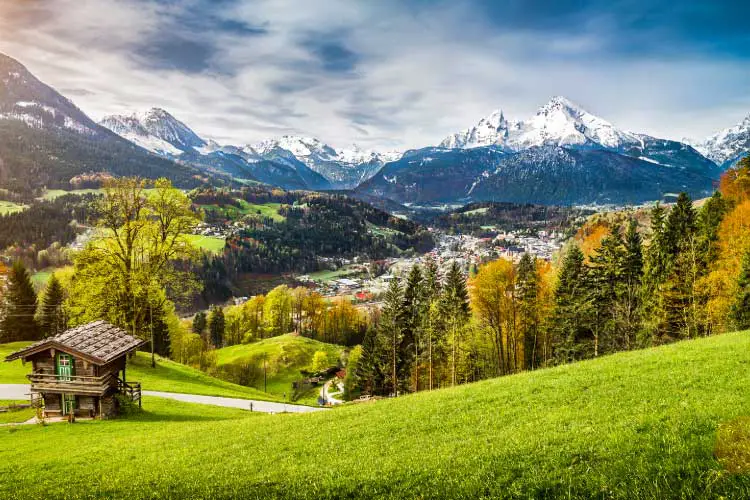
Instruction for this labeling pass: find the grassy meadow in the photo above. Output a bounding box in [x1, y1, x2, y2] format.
[0, 200, 27, 215]
[216, 334, 345, 404]
[185, 234, 226, 254]
[1, 332, 749, 498]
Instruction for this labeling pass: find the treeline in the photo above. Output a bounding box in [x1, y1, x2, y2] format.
[0, 194, 99, 268]
[424, 201, 593, 236]
[344, 157, 750, 399]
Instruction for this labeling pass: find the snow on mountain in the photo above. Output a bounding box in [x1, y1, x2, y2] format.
[695, 114, 750, 166]
[251, 135, 402, 187]
[100, 108, 206, 156]
[440, 96, 641, 152]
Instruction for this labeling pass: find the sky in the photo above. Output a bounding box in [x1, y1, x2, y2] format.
[1, 0, 749, 151]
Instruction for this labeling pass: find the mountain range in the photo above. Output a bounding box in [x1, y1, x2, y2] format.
[0, 51, 748, 205]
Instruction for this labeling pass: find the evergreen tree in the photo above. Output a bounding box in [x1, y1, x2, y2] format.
[621, 218, 643, 349]
[192, 311, 207, 336]
[696, 191, 729, 266]
[377, 277, 404, 396]
[0, 261, 40, 342]
[441, 261, 470, 386]
[401, 264, 425, 392]
[354, 326, 381, 395]
[665, 192, 697, 257]
[422, 256, 442, 389]
[208, 307, 225, 348]
[517, 254, 541, 369]
[587, 226, 625, 355]
[552, 245, 591, 362]
[731, 250, 750, 330]
[38, 274, 66, 338]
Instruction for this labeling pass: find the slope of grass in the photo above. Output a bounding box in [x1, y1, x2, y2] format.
[2, 333, 750, 498]
[1, 343, 277, 402]
[185, 234, 226, 254]
[0, 342, 34, 384]
[0, 401, 34, 424]
[216, 334, 345, 403]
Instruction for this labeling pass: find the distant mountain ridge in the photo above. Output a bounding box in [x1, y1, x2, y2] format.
[693, 114, 750, 168]
[358, 97, 723, 206]
[0, 53, 207, 192]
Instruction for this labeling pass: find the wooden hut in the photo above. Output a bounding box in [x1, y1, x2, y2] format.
[4, 321, 145, 418]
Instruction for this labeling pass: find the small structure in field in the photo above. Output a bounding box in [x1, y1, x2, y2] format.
[4, 320, 145, 419]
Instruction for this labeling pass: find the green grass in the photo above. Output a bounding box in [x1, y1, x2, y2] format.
[0, 342, 34, 384]
[185, 234, 226, 254]
[216, 334, 345, 403]
[0, 200, 27, 215]
[198, 201, 286, 222]
[3, 333, 750, 498]
[308, 265, 364, 282]
[30, 269, 53, 289]
[463, 206, 490, 216]
[0, 401, 34, 424]
[39, 188, 160, 201]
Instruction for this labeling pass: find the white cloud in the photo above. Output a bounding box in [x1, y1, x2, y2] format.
[1, 0, 748, 152]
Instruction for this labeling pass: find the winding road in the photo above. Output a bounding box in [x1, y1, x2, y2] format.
[0, 385, 324, 414]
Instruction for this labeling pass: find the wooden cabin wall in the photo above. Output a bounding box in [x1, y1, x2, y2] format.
[74, 358, 95, 377]
[43, 393, 61, 412]
[97, 356, 127, 378]
[29, 351, 55, 375]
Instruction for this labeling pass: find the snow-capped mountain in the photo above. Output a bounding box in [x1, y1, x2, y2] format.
[0, 52, 205, 189]
[100, 108, 206, 156]
[252, 135, 401, 188]
[694, 114, 750, 167]
[440, 96, 641, 151]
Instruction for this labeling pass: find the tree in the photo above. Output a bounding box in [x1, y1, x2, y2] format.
[377, 277, 404, 395]
[401, 264, 425, 391]
[732, 250, 750, 330]
[620, 219, 643, 349]
[264, 285, 293, 337]
[517, 254, 541, 369]
[442, 261, 470, 385]
[422, 256, 442, 390]
[343, 345, 363, 400]
[587, 226, 625, 355]
[0, 261, 39, 342]
[311, 350, 330, 373]
[552, 245, 591, 362]
[192, 311, 207, 337]
[66, 177, 201, 342]
[208, 306, 225, 348]
[38, 274, 66, 338]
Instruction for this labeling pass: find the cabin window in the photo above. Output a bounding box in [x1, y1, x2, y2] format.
[56, 353, 74, 381]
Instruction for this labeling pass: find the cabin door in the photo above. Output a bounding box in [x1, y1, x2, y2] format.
[57, 353, 73, 381]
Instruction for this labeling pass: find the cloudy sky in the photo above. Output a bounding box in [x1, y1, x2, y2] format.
[1, 0, 749, 151]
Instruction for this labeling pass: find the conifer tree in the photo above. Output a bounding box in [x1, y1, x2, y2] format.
[441, 261, 469, 386]
[731, 250, 750, 330]
[621, 218, 643, 349]
[0, 261, 40, 342]
[422, 256, 442, 389]
[38, 274, 66, 338]
[517, 254, 541, 369]
[208, 306, 225, 348]
[377, 277, 404, 395]
[401, 264, 425, 392]
[552, 245, 591, 362]
[192, 311, 207, 336]
[587, 226, 625, 355]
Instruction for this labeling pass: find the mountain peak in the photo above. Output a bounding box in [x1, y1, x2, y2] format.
[696, 112, 750, 165]
[100, 107, 205, 155]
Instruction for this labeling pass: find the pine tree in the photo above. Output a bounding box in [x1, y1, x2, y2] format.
[441, 261, 470, 386]
[731, 250, 750, 330]
[665, 192, 697, 257]
[0, 261, 40, 342]
[208, 307, 225, 348]
[587, 226, 625, 355]
[38, 274, 66, 338]
[192, 311, 207, 336]
[621, 218, 643, 349]
[401, 264, 425, 392]
[354, 326, 381, 395]
[517, 254, 540, 369]
[422, 256, 442, 389]
[377, 277, 404, 396]
[552, 245, 591, 362]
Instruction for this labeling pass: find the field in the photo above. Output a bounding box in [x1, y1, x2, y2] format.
[185, 234, 226, 254]
[0, 401, 34, 424]
[1, 343, 278, 402]
[38, 188, 161, 201]
[216, 334, 345, 404]
[199, 200, 286, 222]
[30, 269, 53, 289]
[308, 265, 365, 282]
[0, 200, 27, 214]
[2, 332, 750, 498]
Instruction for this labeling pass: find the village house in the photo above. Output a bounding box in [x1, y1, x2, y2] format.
[4, 320, 145, 419]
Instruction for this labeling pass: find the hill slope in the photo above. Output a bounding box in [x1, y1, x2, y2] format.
[2, 332, 750, 498]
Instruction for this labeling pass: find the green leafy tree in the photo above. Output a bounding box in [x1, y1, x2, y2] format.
[38, 274, 66, 338]
[0, 261, 39, 342]
[311, 350, 330, 373]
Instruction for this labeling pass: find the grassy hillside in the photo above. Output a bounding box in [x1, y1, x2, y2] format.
[216, 334, 345, 404]
[1, 343, 278, 402]
[2, 333, 750, 498]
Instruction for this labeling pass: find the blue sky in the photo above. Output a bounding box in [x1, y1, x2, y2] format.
[1, 0, 749, 150]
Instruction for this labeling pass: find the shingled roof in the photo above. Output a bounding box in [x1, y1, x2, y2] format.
[4, 320, 146, 364]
